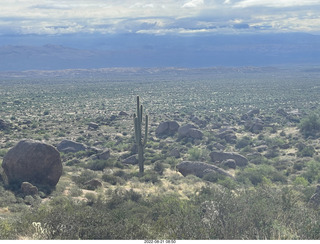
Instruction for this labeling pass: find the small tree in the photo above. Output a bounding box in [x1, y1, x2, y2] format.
[133, 96, 148, 174]
[299, 114, 320, 138]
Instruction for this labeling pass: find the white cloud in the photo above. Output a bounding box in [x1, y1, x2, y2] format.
[182, 0, 204, 8]
[0, 0, 320, 35]
[235, 0, 320, 8]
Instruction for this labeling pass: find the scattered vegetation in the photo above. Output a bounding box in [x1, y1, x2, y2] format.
[1, 68, 320, 240]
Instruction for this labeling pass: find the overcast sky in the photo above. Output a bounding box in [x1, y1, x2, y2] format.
[1, 0, 320, 36]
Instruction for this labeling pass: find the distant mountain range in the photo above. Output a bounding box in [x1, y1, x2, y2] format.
[0, 33, 320, 71]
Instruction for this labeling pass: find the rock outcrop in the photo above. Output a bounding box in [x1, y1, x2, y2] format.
[96, 149, 111, 160]
[244, 118, 264, 134]
[216, 128, 237, 144]
[0, 119, 10, 131]
[56, 139, 86, 153]
[122, 154, 138, 165]
[210, 151, 248, 167]
[176, 161, 233, 179]
[178, 124, 203, 139]
[21, 182, 38, 196]
[156, 121, 180, 136]
[84, 179, 102, 190]
[2, 140, 62, 187]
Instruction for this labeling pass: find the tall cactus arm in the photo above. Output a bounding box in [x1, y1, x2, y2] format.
[144, 115, 148, 147]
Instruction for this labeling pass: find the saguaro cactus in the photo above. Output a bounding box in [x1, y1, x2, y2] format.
[134, 96, 148, 174]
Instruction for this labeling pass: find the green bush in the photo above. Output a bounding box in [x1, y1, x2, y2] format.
[85, 159, 110, 171]
[236, 165, 286, 186]
[235, 136, 251, 149]
[187, 148, 202, 161]
[154, 161, 165, 175]
[102, 174, 125, 185]
[72, 170, 97, 187]
[139, 170, 160, 184]
[299, 114, 320, 138]
[297, 146, 315, 157]
[301, 160, 320, 183]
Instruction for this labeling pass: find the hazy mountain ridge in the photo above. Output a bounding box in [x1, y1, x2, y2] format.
[0, 33, 319, 71]
[0, 66, 284, 79]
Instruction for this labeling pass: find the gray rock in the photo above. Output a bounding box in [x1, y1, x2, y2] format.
[191, 116, 207, 127]
[255, 145, 268, 152]
[170, 148, 181, 158]
[0, 119, 10, 131]
[217, 129, 237, 143]
[84, 179, 102, 190]
[178, 124, 196, 137]
[2, 140, 62, 187]
[88, 122, 99, 130]
[122, 154, 138, 165]
[176, 161, 233, 179]
[241, 109, 260, 120]
[188, 128, 204, 139]
[213, 142, 226, 151]
[21, 182, 38, 196]
[178, 124, 203, 139]
[156, 121, 180, 136]
[57, 140, 86, 153]
[210, 151, 248, 167]
[244, 118, 264, 134]
[221, 159, 237, 169]
[119, 111, 129, 116]
[97, 149, 111, 160]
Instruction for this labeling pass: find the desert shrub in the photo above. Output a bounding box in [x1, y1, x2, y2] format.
[166, 157, 178, 170]
[203, 171, 225, 183]
[301, 160, 320, 183]
[72, 170, 97, 187]
[113, 170, 131, 180]
[85, 159, 109, 171]
[236, 165, 286, 186]
[0, 149, 8, 157]
[107, 188, 142, 209]
[297, 145, 315, 157]
[235, 136, 252, 149]
[187, 147, 202, 161]
[293, 176, 309, 187]
[69, 186, 83, 197]
[65, 159, 82, 166]
[0, 219, 16, 239]
[140, 171, 160, 184]
[248, 154, 270, 165]
[299, 114, 320, 138]
[102, 174, 125, 185]
[154, 161, 165, 175]
[264, 148, 280, 159]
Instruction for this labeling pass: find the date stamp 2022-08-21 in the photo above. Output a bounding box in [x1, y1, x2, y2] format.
[144, 240, 176, 244]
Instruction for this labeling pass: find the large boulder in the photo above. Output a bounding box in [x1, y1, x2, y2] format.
[244, 118, 264, 134]
[210, 151, 248, 167]
[57, 140, 86, 153]
[176, 161, 233, 179]
[178, 124, 196, 137]
[178, 124, 203, 139]
[0, 119, 10, 131]
[2, 140, 62, 187]
[156, 121, 180, 136]
[217, 128, 237, 144]
[241, 109, 260, 120]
